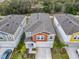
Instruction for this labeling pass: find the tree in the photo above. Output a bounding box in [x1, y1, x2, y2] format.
[0, 0, 31, 15]
[54, 36, 68, 48]
[43, 1, 52, 13]
[54, 2, 62, 12]
[74, 3, 79, 11]
[65, 4, 77, 15]
[53, 36, 68, 54]
[8, 0, 31, 14]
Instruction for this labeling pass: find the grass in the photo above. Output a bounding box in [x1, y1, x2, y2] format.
[52, 48, 69, 59]
[10, 33, 35, 59]
[51, 36, 69, 59]
[10, 40, 35, 59]
[10, 39, 26, 59]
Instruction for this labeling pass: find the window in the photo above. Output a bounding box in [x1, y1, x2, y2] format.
[36, 36, 40, 40]
[41, 36, 44, 39]
[50, 36, 52, 39]
[74, 37, 76, 39]
[0, 35, 4, 40]
[36, 35, 44, 40]
[74, 36, 79, 40]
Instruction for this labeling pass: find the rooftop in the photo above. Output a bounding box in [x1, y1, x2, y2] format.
[54, 14, 79, 35]
[25, 13, 55, 34]
[0, 15, 25, 34]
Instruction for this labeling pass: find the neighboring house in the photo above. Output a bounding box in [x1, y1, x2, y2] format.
[25, 13, 55, 49]
[0, 15, 26, 48]
[54, 14, 79, 46]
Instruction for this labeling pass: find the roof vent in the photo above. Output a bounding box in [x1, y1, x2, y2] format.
[6, 24, 9, 26]
[12, 21, 14, 23]
[66, 18, 69, 21]
[69, 21, 72, 23]
[16, 23, 18, 25]
[37, 14, 39, 19]
[9, 16, 11, 19]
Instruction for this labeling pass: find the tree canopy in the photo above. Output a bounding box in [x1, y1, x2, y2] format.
[0, 0, 31, 15]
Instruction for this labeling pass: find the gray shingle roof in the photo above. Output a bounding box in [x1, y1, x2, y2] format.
[55, 14, 79, 35]
[0, 15, 25, 34]
[25, 13, 55, 34]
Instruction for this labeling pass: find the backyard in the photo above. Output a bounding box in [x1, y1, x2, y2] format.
[51, 36, 69, 59]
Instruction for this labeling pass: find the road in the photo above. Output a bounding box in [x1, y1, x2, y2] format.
[36, 48, 52, 59]
[65, 47, 79, 59]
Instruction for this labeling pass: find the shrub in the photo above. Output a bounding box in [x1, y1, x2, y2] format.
[0, 0, 31, 15]
[65, 4, 77, 15]
[43, 1, 52, 13]
[60, 48, 66, 54]
[54, 4, 62, 12]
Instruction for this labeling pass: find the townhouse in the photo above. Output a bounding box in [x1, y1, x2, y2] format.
[54, 14, 79, 46]
[25, 13, 56, 50]
[0, 15, 26, 48]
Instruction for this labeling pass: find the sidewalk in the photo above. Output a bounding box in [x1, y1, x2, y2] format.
[65, 47, 79, 59]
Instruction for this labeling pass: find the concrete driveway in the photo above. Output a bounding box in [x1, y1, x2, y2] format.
[36, 48, 52, 59]
[65, 47, 79, 59]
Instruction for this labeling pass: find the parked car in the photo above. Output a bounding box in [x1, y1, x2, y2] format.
[1, 49, 12, 59]
[76, 49, 79, 56]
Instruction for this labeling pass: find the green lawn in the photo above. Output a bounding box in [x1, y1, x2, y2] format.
[52, 48, 69, 59]
[10, 40, 35, 59]
[10, 33, 35, 59]
[51, 36, 69, 59]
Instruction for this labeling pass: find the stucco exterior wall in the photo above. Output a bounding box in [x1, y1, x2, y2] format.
[25, 42, 36, 48]
[25, 34, 55, 48]
[25, 41, 54, 48]
[36, 41, 54, 48]
[36, 34, 55, 48]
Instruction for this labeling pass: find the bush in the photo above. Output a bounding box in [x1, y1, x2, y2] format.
[74, 3, 79, 11]
[60, 48, 66, 54]
[53, 36, 68, 48]
[43, 1, 52, 13]
[65, 4, 77, 15]
[54, 4, 62, 12]
[17, 32, 26, 53]
[0, 0, 31, 15]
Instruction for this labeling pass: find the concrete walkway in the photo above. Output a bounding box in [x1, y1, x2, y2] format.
[65, 47, 79, 59]
[36, 48, 52, 59]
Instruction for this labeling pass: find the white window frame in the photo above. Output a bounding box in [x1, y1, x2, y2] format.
[74, 35, 79, 40]
[36, 35, 44, 40]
